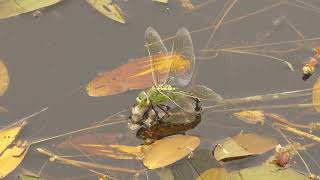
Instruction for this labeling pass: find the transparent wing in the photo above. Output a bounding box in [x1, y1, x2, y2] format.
[167, 27, 195, 87]
[164, 91, 195, 113]
[145, 27, 169, 85]
[186, 85, 223, 102]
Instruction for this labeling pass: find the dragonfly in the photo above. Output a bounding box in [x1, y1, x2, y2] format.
[128, 27, 222, 130]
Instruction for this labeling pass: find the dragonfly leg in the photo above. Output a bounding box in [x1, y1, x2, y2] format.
[159, 104, 171, 111]
[157, 104, 171, 116]
[150, 103, 161, 120]
[193, 98, 202, 113]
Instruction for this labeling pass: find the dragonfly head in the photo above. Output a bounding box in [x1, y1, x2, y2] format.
[136, 91, 150, 106]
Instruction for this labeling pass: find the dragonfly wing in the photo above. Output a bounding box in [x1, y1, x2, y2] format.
[145, 27, 169, 85]
[186, 85, 223, 102]
[167, 28, 195, 87]
[164, 91, 195, 113]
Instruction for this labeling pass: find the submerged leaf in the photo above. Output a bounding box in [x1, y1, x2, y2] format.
[0, 60, 9, 96]
[233, 111, 265, 125]
[0, 141, 29, 179]
[180, 0, 194, 10]
[197, 168, 230, 180]
[143, 135, 200, 169]
[0, 121, 27, 154]
[0, 0, 61, 20]
[87, 54, 190, 97]
[214, 133, 277, 162]
[229, 164, 309, 180]
[86, 0, 125, 24]
[313, 76, 320, 111]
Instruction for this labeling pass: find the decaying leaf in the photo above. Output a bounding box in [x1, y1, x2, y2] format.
[233, 111, 265, 125]
[180, 0, 194, 10]
[313, 76, 320, 111]
[197, 168, 230, 180]
[143, 135, 200, 169]
[153, 0, 169, 4]
[0, 0, 61, 20]
[0, 60, 9, 96]
[229, 164, 309, 180]
[86, 54, 190, 97]
[0, 121, 28, 154]
[214, 133, 277, 162]
[0, 141, 29, 179]
[86, 0, 126, 24]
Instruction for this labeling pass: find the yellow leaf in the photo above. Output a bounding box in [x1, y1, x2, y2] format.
[86, 0, 126, 24]
[0, 141, 29, 179]
[153, 0, 169, 3]
[109, 144, 144, 158]
[0, 0, 61, 20]
[233, 110, 265, 125]
[0, 60, 9, 96]
[313, 76, 320, 111]
[0, 121, 27, 154]
[197, 168, 230, 180]
[143, 135, 200, 169]
[214, 133, 277, 162]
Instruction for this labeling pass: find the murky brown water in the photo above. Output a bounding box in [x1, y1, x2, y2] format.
[1, 0, 320, 179]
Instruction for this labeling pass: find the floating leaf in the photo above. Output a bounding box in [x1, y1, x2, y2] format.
[0, 0, 61, 20]
[0, 60, 9, 96]
[313, 76, 320, 111]
[143, 135, 200, 169]
[214, 133, 277, 162]
[153, 0, 168, 3]
[233, 111, 265, 125]
[197, 168, 230, 180]
[87, 54, 190, 97]
[0, 141, 29, 179]
[86, 0, 125, 24]
[229, 164, 309, 180]
[0, 121, 27, 154]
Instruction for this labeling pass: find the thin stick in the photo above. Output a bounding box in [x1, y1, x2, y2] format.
[200, 49, 294, 70]
[4, 107, 48, 129]
[203, 103, 318, 113]
[37, 148, 144, 174]
[28, 120, 126, 146]
[204, 0, 239, 48]
[209, 88, 312, 109]
[275, 123, 320, 142]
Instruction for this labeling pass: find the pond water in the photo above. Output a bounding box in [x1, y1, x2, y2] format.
[0, 0, 320, 179]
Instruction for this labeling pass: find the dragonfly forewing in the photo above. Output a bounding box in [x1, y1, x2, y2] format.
[167, 27, 195, 88]
[145, 27, 169, 86]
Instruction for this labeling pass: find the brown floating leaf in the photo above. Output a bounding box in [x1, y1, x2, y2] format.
[143, 135, 200, 169]
[0, 141, 29, 179]
[86, 54, 190, 97]
[0, 60, 9, 96]
[57, 132, 123, 151]
[214, 133, 277, 162]
[233, 111, 265, 125]
[312, 76, 320, 111]
[86, 0, 126, 24]
[0, 0, 61, 20]
[197, 168, 230, 180]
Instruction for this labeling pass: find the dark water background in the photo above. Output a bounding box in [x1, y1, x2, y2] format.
[1, 0, 320, 179]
